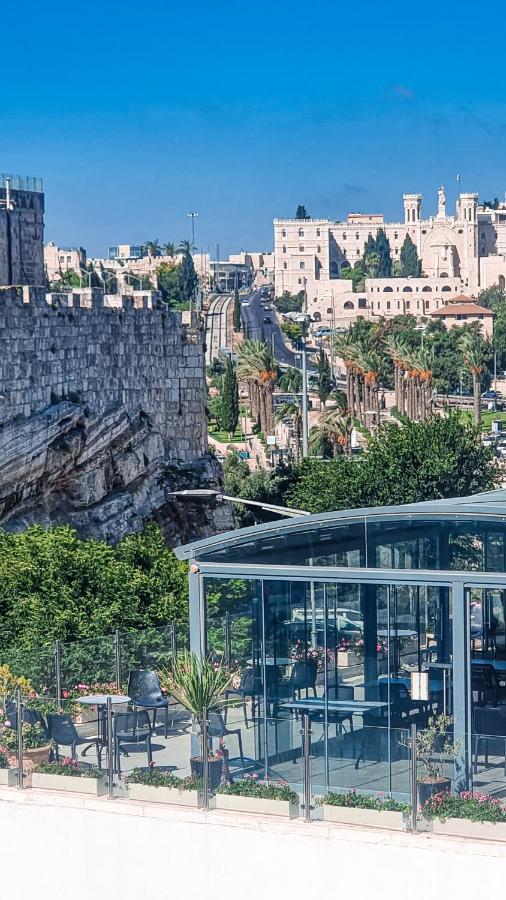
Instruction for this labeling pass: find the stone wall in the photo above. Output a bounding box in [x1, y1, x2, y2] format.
[0, 187, 44, 286]
[0, 287, 232, 544]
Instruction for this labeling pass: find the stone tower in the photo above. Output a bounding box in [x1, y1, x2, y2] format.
[403, 194, 422, 224]
[0, 174, 45, 286]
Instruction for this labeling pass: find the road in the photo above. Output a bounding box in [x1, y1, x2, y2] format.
[241, 289, 318, 372]
[205, 293, 233, 365]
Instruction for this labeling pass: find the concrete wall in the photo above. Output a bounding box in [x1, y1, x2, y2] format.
[0, 790, 504, 900]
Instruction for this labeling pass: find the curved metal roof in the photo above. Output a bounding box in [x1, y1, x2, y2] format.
[174, 489, 506, 561]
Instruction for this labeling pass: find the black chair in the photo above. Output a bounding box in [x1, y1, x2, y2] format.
[114, 710, 153, 777]
[225, 666, 255, 728]
[6, 701, 49, 736]
[46, 714, 103, 768]
[208, 710, 245, 768]
[290, 658, 318, 701]
[473, 706, 506, 775]
[471, 663, 506, 707]
[127, 670, 170, 738]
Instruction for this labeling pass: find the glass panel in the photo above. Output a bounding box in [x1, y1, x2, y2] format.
[60, 634, 116, 692]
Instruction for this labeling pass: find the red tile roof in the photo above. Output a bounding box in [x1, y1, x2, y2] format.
[431, 301, 493, 317]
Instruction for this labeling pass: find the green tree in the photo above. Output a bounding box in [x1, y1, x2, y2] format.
[295, 205, 310, 220]
[460, 331, 489, 425]
[275, 398, 303, 462]
[145, 240, 161, 258]
[289, 414, 497, 513]
[317, 348, 332, 408]
[375, 228, 392, 277]
[233, 287, 242, 332]
[399, 234, 422, 277]
[163, 242, 176, 257]
[155, 263, 183, 305]
[220, 358, 239, 438]
[179, 249, 198, 302]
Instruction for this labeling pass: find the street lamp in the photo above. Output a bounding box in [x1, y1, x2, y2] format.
[187, 212, 199, 250]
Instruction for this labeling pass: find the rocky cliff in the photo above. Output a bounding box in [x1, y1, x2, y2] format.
[0, 287, 232, 545]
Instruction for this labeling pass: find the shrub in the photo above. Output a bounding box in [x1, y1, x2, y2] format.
[320, 790, 410, 813]
[0, 747, 8, 768]
[423, 791, 506, 823]
[0, 721, 48, 752]
[217, 775, 299, 804]
[125, 767, 201, 791]
[34, 758, 103, 779]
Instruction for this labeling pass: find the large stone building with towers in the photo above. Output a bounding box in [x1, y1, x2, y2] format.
[274, 188, 506, 326]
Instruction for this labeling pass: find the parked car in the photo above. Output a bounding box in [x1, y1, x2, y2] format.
[483, 390, 500, 400]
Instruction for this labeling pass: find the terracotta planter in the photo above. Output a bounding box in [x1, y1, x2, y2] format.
[127, 782, 201, 807]
[0, 768, 18, 787]
[31, 772, 107, 795]
[418, 778, 451, 808]
[323, 803, 407, 831]
[427, 817, 506, 841]
[214, 793, 299, 818]
[9, 745, 51, 775]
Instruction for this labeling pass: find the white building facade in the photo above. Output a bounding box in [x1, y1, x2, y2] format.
[274, 188, 506, 324]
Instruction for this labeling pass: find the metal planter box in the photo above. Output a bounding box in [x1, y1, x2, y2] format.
[127, 783, 201, 807]
[0, 768, 18, 787]
[323, 804, 406, 830]
[428, 817, 506, 841]
[214, 794, 299, 818]
[31, 773, 108, 795]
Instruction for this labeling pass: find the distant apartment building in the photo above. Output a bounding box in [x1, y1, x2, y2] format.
[0, 173, 45, 286]
[44, 242, 87, 281]
[108, 244, 144, 261]
[274, 187, 506, 324]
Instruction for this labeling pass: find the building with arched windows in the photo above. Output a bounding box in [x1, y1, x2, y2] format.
[274, 189, 506, 327]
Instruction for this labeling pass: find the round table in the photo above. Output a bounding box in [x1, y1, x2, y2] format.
[78, 695, 131, 754]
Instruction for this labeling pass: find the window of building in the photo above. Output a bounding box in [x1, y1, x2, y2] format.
[406, 301, 410, 309]
[417, 301, 420, 309]
[403, 286, 413, 292]
[395, 248, 398, 254]
[317, 245, 321, 253]
[355, 233, 359, 240]
[481, 232, 485, 239]
[283, 262, 287, 269]
[394, 232, 398, 240]
[300, 261, 305, 270]
[299, 246, 304, 252]
[342, 233, 347, 240]
[397, 301, 400, 309]
[387, 301, 391, 310]
[343, 301, 354, 309]
[326, 307, 333, 314]
[499, 275, 505, 290]
[356, 249, 360, 256]
[298, 229, 304, 237]
[441, 285, 451, 291]
[422, 285, 432, 292]
[422, 229, 427, 235]
[282, 245, 286, 253]
[282, 229, 286, 237]
[298, 278, 302, 285]
[383, 286, 393, 292]
[316, 228, 321, 237]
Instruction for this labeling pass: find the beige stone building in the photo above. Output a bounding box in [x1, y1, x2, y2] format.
[44, 242, 86, 281]
[430, 295, 494, 339]
[274, 188, 506, 325]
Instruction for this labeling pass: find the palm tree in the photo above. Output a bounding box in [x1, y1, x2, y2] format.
[145, 240, 161, 259]
[358, 348, 384, 426]
[275, 399, 303, 462]
[237, 340, 277, 436]
[334, 332, 358, 418]
[310, 408, 353, 457]
[163, 242, 175, 257]
[277, 367, 302, 395]
[179, 239, 194, 255]
[384, 334, 411, 416]
[460, 331, 488, 425]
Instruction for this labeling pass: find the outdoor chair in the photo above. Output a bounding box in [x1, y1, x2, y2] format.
[114, 710, 153, 777]
[127, 669, 170, 738]
[473, 705, 506, 775]
[471, 663, 506, 707]
[5, 701, 49, 737]
[208, 710, 245, 768]
[225, 666, 255, 728]
[46, 714, 103, 768]
[290, 658, 318, 701]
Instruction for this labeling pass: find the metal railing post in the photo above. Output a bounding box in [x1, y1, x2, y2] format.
[170, 621, 177, 658]
[107, 697, 114, 799]
[301, 713, 313, 823]
[410, 723, 418, 833]
[55, 640, 62, 709]
[224, 613, 231, 668]
[114, 629, 121, 690]
[16, 687, 24, 789]
[202, 706, 209, 810]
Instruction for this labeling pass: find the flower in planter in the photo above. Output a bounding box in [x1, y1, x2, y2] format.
[125, 767, 201, 791]
[423, 790, 506, 823]
[34, 759, 103, 779]
[320, 790, 410, 813]
[217, 775, 299, 804]
[0, 746, 8, 769]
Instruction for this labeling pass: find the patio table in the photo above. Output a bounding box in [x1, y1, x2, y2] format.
[78, 694, 131, 761]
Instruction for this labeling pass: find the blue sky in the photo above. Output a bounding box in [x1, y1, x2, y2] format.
[2, 0, 506, 257]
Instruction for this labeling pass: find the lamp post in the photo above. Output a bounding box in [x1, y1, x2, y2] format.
[187, 211, 199, 250]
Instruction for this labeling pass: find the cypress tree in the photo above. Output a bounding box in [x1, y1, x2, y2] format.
[233, 287, 242, 332]
[179, 251, 198, 301]
[399, 234, 422, 277]
[375, 228, 392, 277]
[317, 348, 333, 409]
[221, 358, 239, 437]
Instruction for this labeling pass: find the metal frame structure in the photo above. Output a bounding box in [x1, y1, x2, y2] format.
[176, 489, 506, 793]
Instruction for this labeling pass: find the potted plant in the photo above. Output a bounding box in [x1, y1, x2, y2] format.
[412, 714, 461, 807]
[422, 790, 506, 840]
[31, 758, 107, 796]
[126, 767, 202, 807]
[158, 652, 237, 799]
[2, 721, 51, 774]
[215, 775, 299, 818]
[0, 745, 16, 787]
[320, 790, 410, 831]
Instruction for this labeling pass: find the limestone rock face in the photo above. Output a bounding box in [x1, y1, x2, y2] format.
[0, 400, 233, 545]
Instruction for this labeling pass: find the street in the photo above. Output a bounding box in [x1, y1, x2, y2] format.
[241, 288, 303, 368]
[205, 292, 233, 365]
